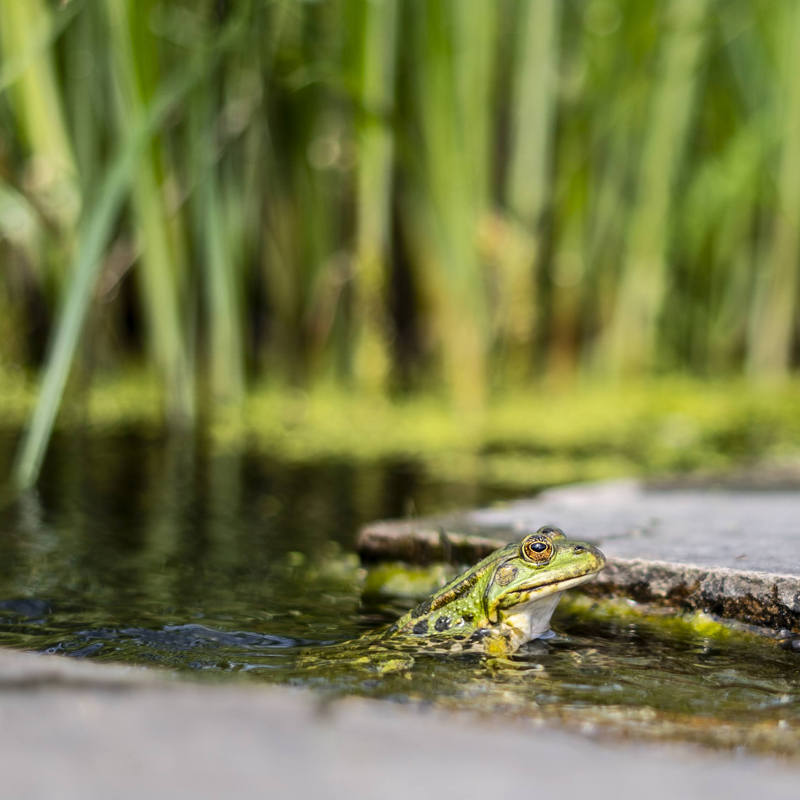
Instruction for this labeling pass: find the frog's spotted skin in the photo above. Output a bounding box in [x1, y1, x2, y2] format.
[385, 526, 606, 655]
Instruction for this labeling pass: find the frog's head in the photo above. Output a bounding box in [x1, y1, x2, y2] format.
[484, 526, 605, 625]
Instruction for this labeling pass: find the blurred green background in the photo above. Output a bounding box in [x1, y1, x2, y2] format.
[2, 0, 800, 488]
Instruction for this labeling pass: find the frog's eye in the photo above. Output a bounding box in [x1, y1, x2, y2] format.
[520, 534, 554, 564]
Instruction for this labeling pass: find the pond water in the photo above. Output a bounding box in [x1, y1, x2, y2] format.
[0, 431, 798, 756]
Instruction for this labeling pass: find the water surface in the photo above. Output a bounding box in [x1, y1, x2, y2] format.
[0, 431, 798, 755]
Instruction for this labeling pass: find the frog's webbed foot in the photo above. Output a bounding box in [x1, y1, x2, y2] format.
[483, 655, 547, 673]
[353, 653, 415, 673]
[484, 655, 519, 671]
[298, 640, 415, 675]
[351, 642, 415, 673]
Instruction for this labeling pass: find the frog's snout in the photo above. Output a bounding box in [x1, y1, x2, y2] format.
[589, 544, 607, 571]
[573, 542, 606, 571]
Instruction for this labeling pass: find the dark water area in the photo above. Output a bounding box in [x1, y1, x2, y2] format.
[0, 430, 529, 666]
[0, 431, 799, 755]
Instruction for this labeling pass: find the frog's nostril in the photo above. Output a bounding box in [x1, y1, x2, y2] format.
[573, 545, 586, 553]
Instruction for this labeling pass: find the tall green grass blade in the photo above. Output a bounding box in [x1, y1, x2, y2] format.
[452, 0, 496, 213]
[352, 0, 398, 393]
[105, 0, 194, 423]
[63, 3, 105, 201]
[402, 0, 494, 406]
[0, 0, 80, 275]
[12, 66, 202, 491]
[492, 0, 560, 382]
[747, 1, 800, 379]
[547, 128, 586, 380]
[506, 0, 560, 232]
[598, 0, 710, 376]
[194, 91, 245, 407]
[0, 0, 81, 95]
[0, 0, 76, 177]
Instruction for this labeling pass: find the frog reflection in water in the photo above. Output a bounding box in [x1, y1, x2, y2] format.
[303, 526, 605, 672]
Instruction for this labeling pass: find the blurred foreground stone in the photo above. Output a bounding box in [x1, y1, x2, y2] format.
[0, 647, 799, 800]
[358, 479, 800, 631]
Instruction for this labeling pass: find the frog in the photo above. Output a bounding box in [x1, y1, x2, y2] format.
[382, 525, 606, 656]
[296, 525, 605, 674]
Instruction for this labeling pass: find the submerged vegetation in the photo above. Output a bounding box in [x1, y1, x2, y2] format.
[1, 1, 800, 484]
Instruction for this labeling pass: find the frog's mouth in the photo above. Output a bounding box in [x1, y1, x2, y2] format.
[488, 569, 604, 627]
[504, 569, 604, 603]
[493, 559, 606, 613]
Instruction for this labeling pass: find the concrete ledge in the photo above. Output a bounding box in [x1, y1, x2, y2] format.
[358, 479, 800, 632]
[0, 647, 799, 799]
[0, 646, 159, 690]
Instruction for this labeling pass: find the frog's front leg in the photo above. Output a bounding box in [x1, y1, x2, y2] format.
[471, 621, 531, 656]
[476, 625, 548, 671]
[482, 631, 514, 656]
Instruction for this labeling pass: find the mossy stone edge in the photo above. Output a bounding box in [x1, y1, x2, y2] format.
[357, 520, 800, 634]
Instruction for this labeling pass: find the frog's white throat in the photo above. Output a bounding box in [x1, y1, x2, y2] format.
[499, 573, 598, 647]
[499, 591, 564, 648]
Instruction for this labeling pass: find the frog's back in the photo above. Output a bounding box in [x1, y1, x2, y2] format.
[389, 543, 515, 638]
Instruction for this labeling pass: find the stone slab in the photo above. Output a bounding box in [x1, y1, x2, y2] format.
[0, 644, 158, 689]
[358, 479, 800, 631]
[0, 648, 799, 799]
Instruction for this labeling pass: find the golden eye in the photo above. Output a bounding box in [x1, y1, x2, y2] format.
[521, 534, 554, 564]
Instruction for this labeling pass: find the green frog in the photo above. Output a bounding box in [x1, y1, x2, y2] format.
[297, 526, 604, 674]
[383, 526, 606, 656]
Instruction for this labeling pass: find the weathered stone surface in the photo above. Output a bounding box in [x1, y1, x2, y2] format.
[358, 479, 800, 630]
[0, 647, 799, 799]
[357, 522, 504, 564]
[0, 644, 157, 689]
